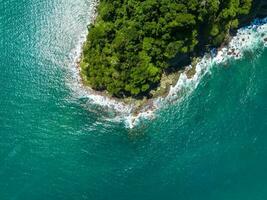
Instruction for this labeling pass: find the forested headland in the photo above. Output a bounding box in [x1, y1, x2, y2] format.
[80, 0, 252, 98]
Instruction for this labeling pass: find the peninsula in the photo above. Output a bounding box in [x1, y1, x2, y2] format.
[79, 0, 262, 100]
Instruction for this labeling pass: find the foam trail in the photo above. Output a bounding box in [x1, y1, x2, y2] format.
[68, 14, 267, 129]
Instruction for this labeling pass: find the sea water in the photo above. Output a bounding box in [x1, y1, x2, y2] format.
[1, 0, 267, 199]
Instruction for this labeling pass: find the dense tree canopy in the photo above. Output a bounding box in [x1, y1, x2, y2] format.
[81, 0, 252, 97]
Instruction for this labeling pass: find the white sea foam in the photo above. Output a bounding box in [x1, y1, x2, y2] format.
[68, 13, 267, 129]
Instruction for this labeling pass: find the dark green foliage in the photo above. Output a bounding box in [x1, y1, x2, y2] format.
[81, 0, 252, 97]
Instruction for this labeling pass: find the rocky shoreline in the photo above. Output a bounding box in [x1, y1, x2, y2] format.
[76, 32, 241, 116]
[73, 1, 267, 127]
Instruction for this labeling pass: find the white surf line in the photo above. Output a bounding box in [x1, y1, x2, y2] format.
[125, 17, 267, 128]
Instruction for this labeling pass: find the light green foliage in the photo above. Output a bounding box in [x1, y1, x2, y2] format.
[82, 0, 252, 97]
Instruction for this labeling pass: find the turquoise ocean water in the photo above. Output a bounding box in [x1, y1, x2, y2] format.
[1, 0, 267, 199]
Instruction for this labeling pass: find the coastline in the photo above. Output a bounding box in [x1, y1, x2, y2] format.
[72, 6, 267, 128]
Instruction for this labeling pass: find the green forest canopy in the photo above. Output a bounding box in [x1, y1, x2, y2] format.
[81, 0, 252, 97]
